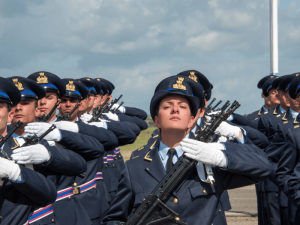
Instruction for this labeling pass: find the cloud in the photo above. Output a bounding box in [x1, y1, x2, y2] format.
[0, 0, 300, 114]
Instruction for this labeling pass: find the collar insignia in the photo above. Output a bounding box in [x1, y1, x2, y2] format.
[66, 81, 76, 92]
[12, 78, 24, 91]
[293, 117, 299, 124]
[11, 137, 20, 150]
[36, 72, 48, 84]
[273, 108, 277, 115]
[173, 77, 186, 90]
[282, 113, 287, 121]
[188, 71, 197, 82]
[258, 109, 261, 116]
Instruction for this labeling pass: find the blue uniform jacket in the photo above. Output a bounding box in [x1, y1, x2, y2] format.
[102, 136, 272, 225]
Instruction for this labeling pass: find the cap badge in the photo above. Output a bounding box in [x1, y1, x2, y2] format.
[296, 74, 299, 76]
[270, 76, 274, 78]
[173, 77, 187, 90]
[87, 78, 90, 81]
[188, 71, 197, 82]
[66, 81, 76, 92]
[36, 72, 48, 84]
[12, 78, 24, 91]
[97, 78, 100, 81]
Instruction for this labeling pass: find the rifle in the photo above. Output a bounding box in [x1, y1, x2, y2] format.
[37, 100, 61, 122]
[102, 94, 123, 114]
[89, 97, 110, 122]
[60, 102, 80, 121]
[22, 124, 57, 147]
[123, 101, 240, 225]
[211, 100, 222, 111]
[206, 97, 216, 110]
[113, 101, 124, 112]
[0, 120, 23, 160]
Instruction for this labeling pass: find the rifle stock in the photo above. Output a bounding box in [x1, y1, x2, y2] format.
[60, 102, 80, 121]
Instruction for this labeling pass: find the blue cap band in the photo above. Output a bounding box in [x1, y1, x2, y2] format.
[0, 91, 10, 99]
[40, 83, 58, 90]
[165, 88, 192, 96]
[286, 83, 291, 90]
[66, 90, 81, 97]
[21, 89, 37, 97]
[296, 84, 300, 93]
[89, 87, 96, 92]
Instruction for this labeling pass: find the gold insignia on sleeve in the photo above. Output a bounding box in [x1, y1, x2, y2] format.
[138, 146, 144, 151]
[282, 113, 287, 121]
[173, 77, 186, 90]
[11, 137, 20, 150]
[66, 81, 76, 92]
[12, 78, 24, 91]
[36, 72, 48, 84]
[188, 71, 197, 82]
[97, 78, 101, 81]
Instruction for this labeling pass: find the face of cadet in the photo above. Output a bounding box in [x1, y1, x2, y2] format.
[288, 92, 300, 112]
[268, 89, 280, 105]
[37, 92, 59, 117]
[12, 100, 38, 125]
[0, 103, 11, 134]
[278, 90, 290, 109]
[58, 97, 80, 121]
[155, 95, 195, 132]
[88, 94, 95, 108]
[93, 94, 103, 108]
[78, 97, 89, 114]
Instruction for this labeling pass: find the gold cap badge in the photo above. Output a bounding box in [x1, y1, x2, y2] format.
[87, 78, 90, 81]
[12, 78, 24, 91]
[36, 72, 48, 84]
[173, 77, 187, 90]
[97, 78, 100, 81]
[296, 74, 299, 76]
[188, 71, 197, 82]
[270, 76, 274, 78]
[66, 81, 76, 92]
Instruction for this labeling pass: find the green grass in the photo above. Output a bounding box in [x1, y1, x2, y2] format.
[120, 126, 157, 161]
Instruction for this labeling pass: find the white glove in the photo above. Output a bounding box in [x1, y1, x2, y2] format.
[207, 142, 226, 150]
[215, 121, 241, 139]
[11, 144, 51, 164]
[54, 121, 79, 133]
[180, 138, 228, 168]
[207, 110, 221, 116]
[110, 103, 125, 113]
[0, 157, 21, 181]
[227, 114, 234, 121]
[89, 121, 105, 128]
[24, 122, 62, 142]
[217, 136, 228, 143]
[80, 113, 93, 123]
[103, 112, 119, 121]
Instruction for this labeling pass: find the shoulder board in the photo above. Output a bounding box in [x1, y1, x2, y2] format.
[138, 146, 144, 151]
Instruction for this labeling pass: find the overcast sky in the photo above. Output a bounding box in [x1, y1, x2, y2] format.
[0, 0, 299, 114]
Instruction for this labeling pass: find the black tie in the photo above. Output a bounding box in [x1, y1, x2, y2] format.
[167, 148, 176, 172]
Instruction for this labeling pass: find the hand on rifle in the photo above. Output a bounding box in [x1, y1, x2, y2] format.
[54, 121, 79, 133]
[80, 113, 93, 123]
[11, 144, 50, 164]
[180, 138, 228, 168]
[103, 112, 119, 121]
[25, 122, 62, 142]
[215, 121, 242, 139]
[0, 157, 21, 181]
[110, 103, 125, 113]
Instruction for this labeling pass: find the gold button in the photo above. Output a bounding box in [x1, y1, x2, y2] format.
[73, 183, 77, 186]
[106, 165, 108, 167]
[175, 217, 180, 221]
[203, 189, 207, 194]
[113, 164, 115, 166]
[173, 198, 178, 204]
[219, 209, 221, 212]
[52, 219, 55, 222]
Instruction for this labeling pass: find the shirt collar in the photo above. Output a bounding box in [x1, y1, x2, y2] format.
[290, 109, 299, 119]
[158, 141, 183, 161]
[279, 105, 286, 114]
[49, 116, 58, 124]
[262, 105, 268, 112]
[197, 117, 201, 126]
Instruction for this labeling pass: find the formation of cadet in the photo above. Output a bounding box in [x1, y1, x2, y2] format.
[1, 69, 300, 225]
